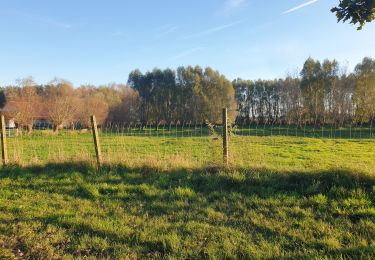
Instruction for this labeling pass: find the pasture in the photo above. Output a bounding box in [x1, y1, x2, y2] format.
[3, 126, 375, 172]
[0, 127, 375, 258]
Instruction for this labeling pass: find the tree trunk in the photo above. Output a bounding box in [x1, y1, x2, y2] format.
[27, 124, 33, 135]
[17, 126, 23, 136]
[53, 124, 61, 133]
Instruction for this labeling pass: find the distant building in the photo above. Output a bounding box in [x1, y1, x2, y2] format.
[0, 103, 17, 129]
[0, 101, 50, 129]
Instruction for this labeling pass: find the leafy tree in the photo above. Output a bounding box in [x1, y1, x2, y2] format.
[279, 76, 303, 126]
[194, 67, 237, 123]
[331, 0, 375, 30]
[353, 57, 375, 123]
[128, 66, 237, 125]
[233, 79, 253, 123]
[300, 58, 325, 124]
[2, 59, 375, 130]
[110, 87, 140, 123]
[128, 69, 154, 124]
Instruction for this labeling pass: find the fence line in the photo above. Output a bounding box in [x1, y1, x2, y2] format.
[0, 109, 374, 173]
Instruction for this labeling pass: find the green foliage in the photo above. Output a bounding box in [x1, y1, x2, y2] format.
[331, 0, 375, 30]
[353, 57, 375, 122]
[128, 66, 237, 124]
[300, 58, 340, 124]
[235, 57, 375, 126]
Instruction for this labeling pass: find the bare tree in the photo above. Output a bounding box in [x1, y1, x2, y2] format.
[76, 95, 109, 127]
[6, 77, 40, 135]
[45, 78, 78, 133]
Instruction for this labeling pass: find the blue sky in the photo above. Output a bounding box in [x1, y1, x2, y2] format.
[0, 0, 374, 86]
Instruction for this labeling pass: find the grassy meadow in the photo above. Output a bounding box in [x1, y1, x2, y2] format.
[0, 126, 375, 258]
[4, 126, 375, 172]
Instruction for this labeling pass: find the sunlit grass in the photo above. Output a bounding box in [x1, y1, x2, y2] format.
[0, 165, 375, 258]
[5, 128, 375, 175]
[1, 128, 375, 258]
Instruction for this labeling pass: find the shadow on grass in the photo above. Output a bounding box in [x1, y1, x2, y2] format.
[1, 161, 374, 199]
[1, 162, 375, 258]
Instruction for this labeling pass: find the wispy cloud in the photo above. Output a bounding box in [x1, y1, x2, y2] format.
[42, 18, 71, 29]
[283, 0, 319, 14]
[155, 24, 178, 38]
[221, 0, 247, 15]
[0, 8, 72, 29]
[170, 47, 204, 61]
[179, 20, 243, 40]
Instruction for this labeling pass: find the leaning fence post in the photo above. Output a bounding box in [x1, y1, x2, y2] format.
[222, 108, 229, 166]
[90, 115, 102, 167]
[0, 115, 8, 166]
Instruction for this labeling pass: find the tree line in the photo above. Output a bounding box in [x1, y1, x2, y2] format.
[0, 58, 374, 134]
[0, 66, 237, 134]
[128, 66, 237, 126]
[234, 57, 375, 126]
[0, 79, 139, 134]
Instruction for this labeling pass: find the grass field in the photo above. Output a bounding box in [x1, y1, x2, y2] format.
[4, 126, 375, 173]
[1, 127, 375, 258]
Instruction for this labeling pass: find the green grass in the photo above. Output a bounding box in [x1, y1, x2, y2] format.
[0, 164, 375, 259]
[5, 128, 375, 175]
[1, 128, 375, 258]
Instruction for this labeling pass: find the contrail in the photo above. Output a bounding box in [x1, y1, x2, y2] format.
[179, 20, 243, 40]
[283, 0, 319, 14]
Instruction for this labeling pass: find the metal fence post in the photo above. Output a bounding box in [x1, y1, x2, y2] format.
[222, 108, 229, 166]
[90, 115, 102, 167]
[0, 115, 8, 166]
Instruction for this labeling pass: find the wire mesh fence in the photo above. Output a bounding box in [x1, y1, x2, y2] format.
[3, 118, 223, 169]
[99, 121, 222, 168]
[1, 112, 375, 174]
[5, 122, 94, 165]
[229, 112, 375, 174]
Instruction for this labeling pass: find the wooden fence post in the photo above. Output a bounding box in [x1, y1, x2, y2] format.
[0, 115, 8, 166]
[90, 115, 102, 167]
[222, 108, 229, 166]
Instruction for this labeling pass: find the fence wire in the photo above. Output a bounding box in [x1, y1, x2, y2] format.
[229, 115, 375, 174]
[4, 120, 223, 169]
[2, 116, 375, 174]
[99, 122, 222, 168]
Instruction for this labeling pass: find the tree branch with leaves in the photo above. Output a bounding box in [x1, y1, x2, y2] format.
[331, 0, 375, 30]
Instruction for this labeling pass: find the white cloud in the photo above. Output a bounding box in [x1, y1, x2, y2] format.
[221, 0, 247, 15]
[179, 20, 243, 40]
[225, 0, 246, 10]
[283, 0, 319, 14]
[170, 47, 204, 61]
